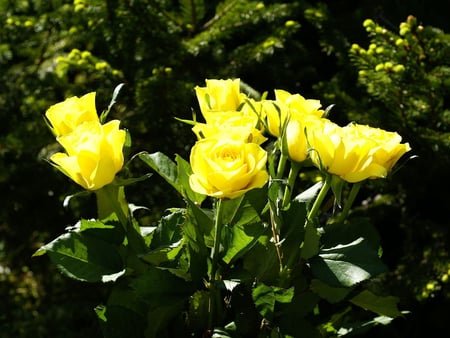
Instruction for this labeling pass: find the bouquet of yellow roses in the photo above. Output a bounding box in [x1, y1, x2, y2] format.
[36, 79, 410, 337]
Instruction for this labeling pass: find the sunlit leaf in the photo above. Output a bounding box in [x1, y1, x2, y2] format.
[140, 239, 184, 265]
[33, 231, 125, 283]
[221, 197, 268, 264]
[350, 290, 402, 318]
[252, 283, 294, 321]
[310, 238, 387, 287]
[139, 151, 179, 192]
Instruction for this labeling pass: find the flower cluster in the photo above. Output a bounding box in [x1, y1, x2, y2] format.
[44, 92, 126, 190]
[190, 78, 410, 189]
[38, 80, 413, 337]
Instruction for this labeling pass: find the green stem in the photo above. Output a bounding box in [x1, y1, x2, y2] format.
[95, 184, 146, 259]
[306, 174, 332, 224]
[95, 184, 129, 227]
[209, 198, 225, 329]
[276, 153, 288, 179]
[284, 175, 332, 270]
[269, 204, 284, 272]
[337, 182, 362, 223]
[282, 162, 301, 209]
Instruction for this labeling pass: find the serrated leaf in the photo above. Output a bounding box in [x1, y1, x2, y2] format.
[300, 220, 320, 259]
[252, 283, 294, 321]
[78, 218, 125, 245]
[350, 290, 402, 318]
[151, 209, 184, 248]
[221, 197, 268, 264]
[33, 231, 125, 283]
[222, 221, 267, 265]
[310, 237, 387, 287]
[139, 151, 179, 191]
[140, 239, 184, 265]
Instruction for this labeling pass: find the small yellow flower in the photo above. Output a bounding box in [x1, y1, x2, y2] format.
[266, 89, 325, 137]
[189, 137, 268, 199]
[195, 79, 247, 121]
[50, 120, 126, 190]
[192, 111, 267, 145]
[45, 92, 98, 136]
[285, 116, 323, 163]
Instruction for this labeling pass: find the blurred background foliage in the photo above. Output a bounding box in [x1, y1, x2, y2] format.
[0, 0, 449, 337]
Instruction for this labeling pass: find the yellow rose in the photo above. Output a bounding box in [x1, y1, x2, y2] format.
[308, 120, 411, 182]
[342, 123, 411, 173]
[192, 111, 267, 145]
[264, 99, 288, 137]
[50, 120, 126, 190]
[195, 79, 248, 121]
[45, 92, 98, 136]
[266, 90, 325, 137]
[189, 137, 269, 199]
[285, 116, 323, 163]
[274, 89, 324, 118]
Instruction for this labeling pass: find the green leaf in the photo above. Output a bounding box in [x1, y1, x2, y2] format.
[78, 218, 125, 245]
[310, 279, 352, 303]
[151, 208, 184, 248]
[221, 197, 268, 264]
[310, 237, 387, 287]
[187, 290, 210, 332]
[33, 231, 125, 283]
[321, 217, 381, 250]
[350, 290, 402, 318]
[130, 267, 194, 305]
[243, 237, 280, 284]
[98, 283, 147, 338]
[140, 239, 184, 265]
[294, 181, 323, 203]
[100, 83, 125, 123]
[252, 283, 294, 321]
[114, 173, 153, 187]
[252, 283, 277, 320]
[181, 203, 210, 281]
[300, 220, 320, 259]
[175, 154, 206, 204]
[279, 198, 307, 262]
[222, 221, 268, 264]
[185, 199, 214, 247]
[139, 151, 179, 192]
[330, 175, 345, 208]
